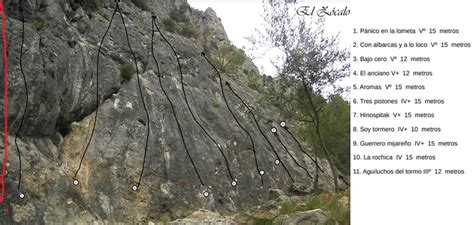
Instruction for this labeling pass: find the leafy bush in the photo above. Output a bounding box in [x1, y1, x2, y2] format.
[164, 2, 201, 39]
[279, 200, 297, 215]
[258, 74, 350, 177]
[162, 18, 178, 33]
[210, 43, 246, 73]
[247, 70, 262, 90]
[293, 95, 350, 176]
[304, 191, 350, 225]
[170, 3, 190, 23]
[120, 63, 134, 81]
[318, 96, 350, 175]
[254, 218, 274, 225]
[274, 190, 350, 225]
[179, 23, 198, 38]
[32, 15, 45, 30]
[162, 17, 199, 39]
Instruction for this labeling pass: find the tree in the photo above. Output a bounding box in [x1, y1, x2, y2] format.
[318, 96, 350, 176]
[210, 43, 246, 74]
[252, 0, 350, 192]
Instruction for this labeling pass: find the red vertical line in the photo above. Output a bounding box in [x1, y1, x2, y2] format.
[0, 0, 9, 204]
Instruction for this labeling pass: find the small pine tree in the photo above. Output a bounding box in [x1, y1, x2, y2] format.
[120, 63, 134, 81]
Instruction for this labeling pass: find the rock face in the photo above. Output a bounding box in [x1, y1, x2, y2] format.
[1, 0, 341, 223]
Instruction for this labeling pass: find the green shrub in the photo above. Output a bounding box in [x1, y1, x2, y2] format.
[273, 192, 350, 225]
[170, 9, 187, 23]
[247, 70, 262, 90]
[170, 3, 190, 23]
[32, 15, 45, 31]
[210, 43, 247, 73]
[302, 191, 350, 225]
[304, 196, 320, 210]
[255, 218, 274, 225]
[179, 23, 198, 38]
[162, 18, 178, 33]
[163, 2, 202, 39]
[164, 3, 200, 39]
[57, 111, 72, 136]
[120, 63, 135, 81]
[279, 200, 297, 215]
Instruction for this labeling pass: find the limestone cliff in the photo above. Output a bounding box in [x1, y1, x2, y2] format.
[0, 0, 343, 223]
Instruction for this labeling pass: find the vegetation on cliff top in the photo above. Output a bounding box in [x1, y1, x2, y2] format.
[162, 2, 200, 39]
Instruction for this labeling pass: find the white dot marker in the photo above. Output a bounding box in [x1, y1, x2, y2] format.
[19, 193, 25, 199]
[203, 191, 209, 197]
[280, 121, 286, 127]
[259, 170, 265, 175]
[231, 181, 237, 186]
[271, 127, 277, 133]
[274, 159, 280, 165]
[73, 179, 79, 186]
[132, 185, 138, 191]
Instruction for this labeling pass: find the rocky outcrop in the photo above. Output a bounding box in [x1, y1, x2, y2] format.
[1, 0, 343, 223]
[272, 209, 331, 225]
[170, 209, 236, 225]
[171, 208, 331, 225]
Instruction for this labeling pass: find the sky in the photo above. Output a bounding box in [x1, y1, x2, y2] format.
[187, 0, 351, 76]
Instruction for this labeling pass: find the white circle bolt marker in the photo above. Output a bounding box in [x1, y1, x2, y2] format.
[132, 185, 138, 191]
[19, 193, 25, 199]
[73, 179, 79, 186]
[275, 159, 280, 165]
[231, 181, 237, 186]
[280, 121, 286, 127]
[259, 170, 265, 175]
[271, 127, 277, 133]
[203, 191, 209, 197]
